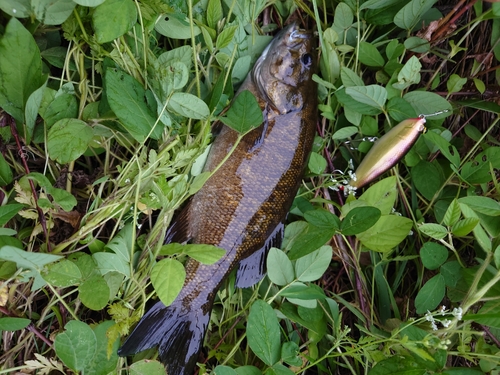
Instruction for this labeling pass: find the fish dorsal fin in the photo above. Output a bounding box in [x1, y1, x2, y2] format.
[235, 222, 284, 288]
[164, 201, 193, 244]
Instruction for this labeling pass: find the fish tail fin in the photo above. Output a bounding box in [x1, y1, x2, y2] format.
[118, 299, 210, 375]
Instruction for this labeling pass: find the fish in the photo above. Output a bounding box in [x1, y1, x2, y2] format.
[118, 22, 318, 375]
[349, 116, 427, 188]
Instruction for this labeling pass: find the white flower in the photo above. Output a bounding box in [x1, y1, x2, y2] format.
[452, 307, 463, 320]
[441, 319, 451, 328]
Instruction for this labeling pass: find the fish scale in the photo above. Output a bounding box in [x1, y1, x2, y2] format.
[118, 22, 317, 375]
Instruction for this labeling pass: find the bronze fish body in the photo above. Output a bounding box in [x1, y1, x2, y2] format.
[118, 23, 317, 375]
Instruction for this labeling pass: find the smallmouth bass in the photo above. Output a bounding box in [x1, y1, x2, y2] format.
[118, 22, 318, 375]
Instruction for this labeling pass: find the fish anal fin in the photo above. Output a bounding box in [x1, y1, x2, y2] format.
[165, 201, 193, 244]
[235, 222, 284, 288]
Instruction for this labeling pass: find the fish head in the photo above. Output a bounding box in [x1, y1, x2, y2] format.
[253, 22, 316, 114]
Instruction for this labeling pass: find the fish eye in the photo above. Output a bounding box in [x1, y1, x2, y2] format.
[301, 53, 312, 67]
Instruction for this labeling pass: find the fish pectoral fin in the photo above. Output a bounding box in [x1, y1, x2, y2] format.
[165, 201, 193, 244]
[235, 222, 284, 288]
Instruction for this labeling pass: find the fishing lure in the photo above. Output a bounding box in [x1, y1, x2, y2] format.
[349, 111, 448, 189]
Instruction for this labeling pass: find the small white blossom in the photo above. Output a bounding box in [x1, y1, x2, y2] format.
[348, 170, 357, 181]
[348, 159, 354, 170]
[439, 305, 446, 315]
[441, 319, 451, 328]
[425, 310, 434, 321]
[452, 307, 463, 320]
[125, 178, 131, 184]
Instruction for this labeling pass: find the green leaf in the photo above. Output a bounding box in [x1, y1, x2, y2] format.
[25, 82, 46, 143]
[358, 42, 385, 67]
[266, 363, 295, 375]
[295, 246, 332, 282]
[452, 218, 479, 237]
[357, 215, 413, 252]
[92, 0, 137, 43]
[267, 248, 294, 286]
[0, 0, 32, 17]
[0, 18, 45, 123]
[150, 259, 186, 306]
[184, 244, 225, 264]
[422, 131, 460, 167]
[287, 224, 336, 260]
[340, 67, 364, 87]
[443, 199, 461, 227]
[415, 274, 445, 314]
[85, 320, 120, 375]
[336, 88, 383, 115]
[341, 206, 381, 235]
[93, 252, 130, 277]
[55, 320, 97, 372]
[458, 196, 500, 216]
[47, 186, 77, 211]
[459, 203, 492, 253]
[403, 91, 452, 119]
[359, 176, 398, 215]
[32, 0, 75, 24]
[216, 25, 238, 50]
[332, 126, 358, 140]
[206, 0, 223, 29]
[403, 37, 429, 53]
[420, 242, 448, 270]
[0, 204, 23, 226]
[155, 16, 201, 39]
[129, 360, 167, 375]
[418, 223, 448, 240]
[215, 366, 238, 375]
[411, 161, 443, 200]
[392, 55, 421, 90]
[369, 355, 427, 375]
[447, 74, 467, 94]
[247, 300, 281, 366]
[308, 152, 327, 175]
[79, 275, 110, 310]
[43, 93, 78, 128]
[105, 68, 161, 142]
[168, 92, 210, 120]
[303, 209, 340, 230]
[73, 0, 105, 6]
[387, 97, 417, 122]
[43, 260, 82, 287]
[440, 260, 461, 287]
[47, 119, 94, 164]
[0, 154, 13, 186]
[394, 0, 438, 30]
[220, 90, 263, 133]
[345, 85, 387, 109]
[0, 317, 31, 331]
[279, 282, 325, 300]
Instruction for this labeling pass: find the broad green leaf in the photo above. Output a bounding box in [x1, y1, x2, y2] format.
[106, 68, 161, 142]
[247, 300, 281, 366]
[287, 224, 336, 260]
[443, 199, 461, 227]
[418, 223, 448, 240]
[440, 260, 461, 287]
[93, 252, 130, 277]
[341, 206, 381, 235]
[345, 85, 387, 109]
[340, 67, 364, 87]
[403, 37, 429, 53]
[357, 215, 413, 252]
[151, 259, 186, 306]
[266, 363, 295, 375]
[369, 355, 427, 375]
[206, 0, 223, 29]
[215, 366, 238, 375]
[129, 360, 166, 375]
[85, 320, 120, 375]
[168, 92, 210, 120]
[216, 25, 238, 50]
[32, 0, 75, 24]
[0, 18, 46, 123]
[43, 260, 82, 287]
[220, 90, 262, 133]
[279, 282, 325, 300]
[394, 0, 438, 30]
[43, 93, 78, 128]
[281, 341, 302, 367]
[155, 16, 201, 39]
[420, 242, 448, 270]
[451, 218, 479, 237]
[0, 204, 23, 226]
[183, 244, 225, 264]
[0, 154, 13, 186]
[465, 301, 500, 330]
[157, 45, 193, 70]
[79, 275, 110, 310]
[423, 131, 460, 167]
[47, 119, 94, 164]
[458, 196, 500, 216]
[403, 91, 451, 119]
[55, 321, 97, 372]
[308, 152, 327, 175]
[358, 176, 398, 215]
[25, 82, 46, 143]
[0, 317, 31, 331]
[387, 97, 417, 122]
[411, 161, 443, 200]
[459, 203, 491, 252]
[392, 55, 421, 90]
[92, 0, 137, 43]
[358, 42, 385, 67]
[332, 126, 358, 140]
[267, 248, 294, 286]
[336, 88, 383, 115]
[360, 0, 401, 10]
[295, 246, 332, 282]
[334, 2, 354, 30]
[73, 0, 105, 6]
[0, 0, 31, 17]
[414, 274, 445, 314]
[303, 209, 340, 230]
[447, 74, 467, 94]
[234, 366, 262, 375]
[47, 186, 77, 211]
